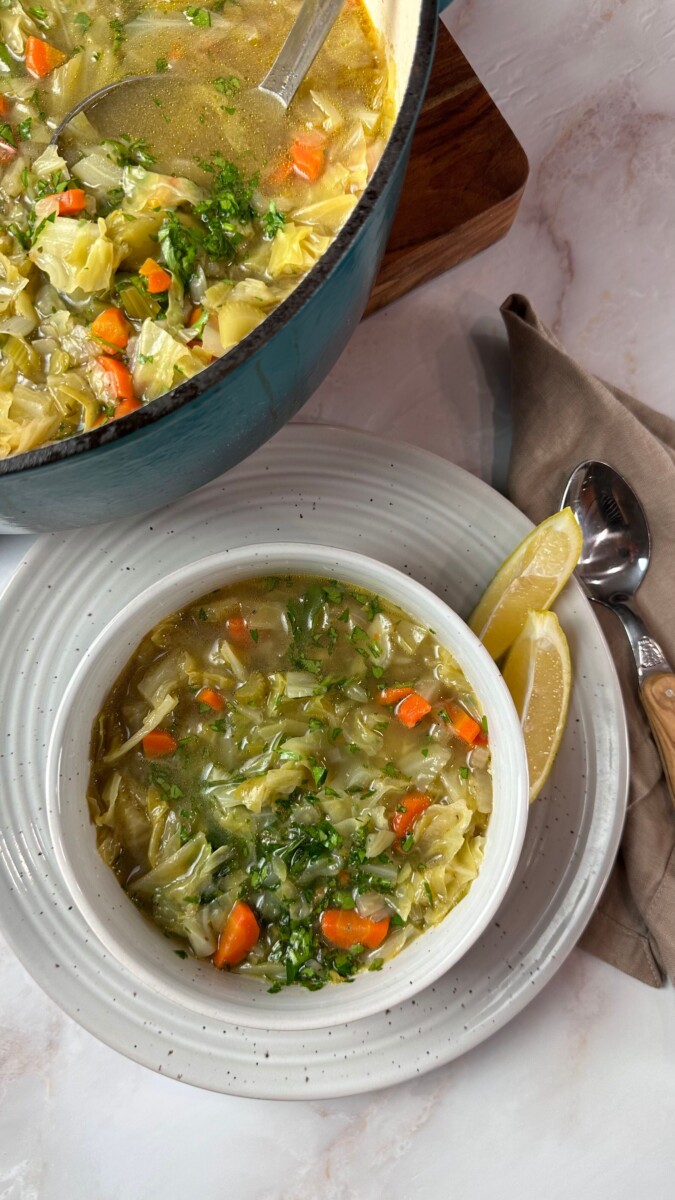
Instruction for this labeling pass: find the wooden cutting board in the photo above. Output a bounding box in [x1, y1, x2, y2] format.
[366, 27, 529, 315]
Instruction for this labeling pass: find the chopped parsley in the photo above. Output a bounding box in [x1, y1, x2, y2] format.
[158, 156, 257, 283]
[109, 17, 125, 51]
[103, 134, 156, 169]
[261, 200, 286, 239]
[214, 74, 240, 97]
[74, 11, 91, 33]
[184, 6, 211, 26]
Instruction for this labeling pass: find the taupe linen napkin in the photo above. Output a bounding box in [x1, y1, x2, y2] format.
[501, 294, 675, 987]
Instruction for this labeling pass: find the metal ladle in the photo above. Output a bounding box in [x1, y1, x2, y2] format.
[562, 459, 675, 798]
[49, 0, 344, 146]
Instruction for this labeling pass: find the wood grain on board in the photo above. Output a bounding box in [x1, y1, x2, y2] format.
[366, 28, 529, 315]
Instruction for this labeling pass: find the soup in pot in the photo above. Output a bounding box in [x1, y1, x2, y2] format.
[0, 0, 393, 457]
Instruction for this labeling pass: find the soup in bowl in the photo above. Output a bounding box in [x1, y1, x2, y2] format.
[47, 543, 529, 1030]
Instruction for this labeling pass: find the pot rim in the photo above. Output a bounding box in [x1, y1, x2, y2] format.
[0, 0, 440, 480]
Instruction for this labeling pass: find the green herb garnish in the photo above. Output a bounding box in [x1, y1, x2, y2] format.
[184, 6, 211, 26]
[109, 17, 125, 51]
[261, 200, 285, 239]
[104, 134, 156, 169]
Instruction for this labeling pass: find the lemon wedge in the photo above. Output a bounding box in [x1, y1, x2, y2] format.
[469, 508, 582, 661]
[502, 610, 572, 803]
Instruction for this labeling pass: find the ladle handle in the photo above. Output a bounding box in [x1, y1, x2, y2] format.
[259, 0, 344, 108]
[641, 672, 675, 806]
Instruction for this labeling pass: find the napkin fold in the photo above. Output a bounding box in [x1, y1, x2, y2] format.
[500, 294, 675, 987]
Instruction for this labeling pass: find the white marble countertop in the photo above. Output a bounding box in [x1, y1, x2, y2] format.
[2, 1, 675, 1196]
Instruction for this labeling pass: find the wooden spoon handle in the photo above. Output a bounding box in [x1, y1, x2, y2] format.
[641, 672, 675, 805]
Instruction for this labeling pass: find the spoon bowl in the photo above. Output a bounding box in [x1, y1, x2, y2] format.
[561, 459, 675, 804]
[561, 459, 651, 604]
[50, 0, 344, 149]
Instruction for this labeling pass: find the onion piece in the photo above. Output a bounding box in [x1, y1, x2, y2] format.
[356, 892, 391, 922]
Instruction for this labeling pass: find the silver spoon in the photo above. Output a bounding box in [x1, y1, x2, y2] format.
[50, 0, 344, 146]
[562, 459, 675, 798]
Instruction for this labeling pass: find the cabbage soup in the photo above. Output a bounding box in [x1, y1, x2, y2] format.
[89, 575, 493, 991]
[0, 0, 392, 457]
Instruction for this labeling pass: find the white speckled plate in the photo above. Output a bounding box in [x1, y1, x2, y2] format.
[0, 425, 628, 1099]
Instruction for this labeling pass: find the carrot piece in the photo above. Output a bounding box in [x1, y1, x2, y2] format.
[96, 355, 136, 403]
[142, 729, 178, 758]
[290, 132, 326, 182]
[378, 686, 413, 707]
[0, 96, 8, 118]
[197, 687, 225, 712]
[47, 187, 86, 215]
[188, 305, 203, 327]
[320, 909, 390, 951]
[91, 306, 130, 351]
[225, 615, 251, 646]
[25, 36, 66, 78]
[443, 701, 481, 745]
[390, 791, 431, 838]
[114, 397, 141, 418]
[213, 901, 260, 968]
[396, 691, 432, 729]
[139, 257, 172, 294]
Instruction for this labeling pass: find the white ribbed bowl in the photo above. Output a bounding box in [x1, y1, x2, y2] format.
[46, 542, 528, 1032]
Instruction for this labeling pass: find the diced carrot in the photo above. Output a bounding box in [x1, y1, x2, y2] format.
[91, 306, 130, 351]
[0, 96, 8, 118]
[95, 355, 136, 403]
[114, 397, 141, 418]
[142, 729, 178, 758]
[197, 687, 225, 711]
[320, 909, 389, 951]
[378, 686, 413, 707]
[396, 691, 432, 729]
[213, 901, 260, 968]
[390, 791, 431, 838]
[139, 257, 172, 294]
[443, 701, 481, 745]
[225, 615, 251, 646]
[188, 305, 203, 327]
[47, 187, 86, 215]
[290, 131, 326, 182]
[0, 138, 16, 165]
[475, 728, 489, 747]
[25, 36, 66, 78]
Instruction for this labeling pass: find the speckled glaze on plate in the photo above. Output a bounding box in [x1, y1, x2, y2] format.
[0, 425, 628, 1099]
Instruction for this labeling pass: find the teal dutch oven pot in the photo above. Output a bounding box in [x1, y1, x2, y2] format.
[0, 0, 453, 533]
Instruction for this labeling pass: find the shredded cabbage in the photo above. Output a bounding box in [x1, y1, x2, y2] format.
[29, 217, 123, 297]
